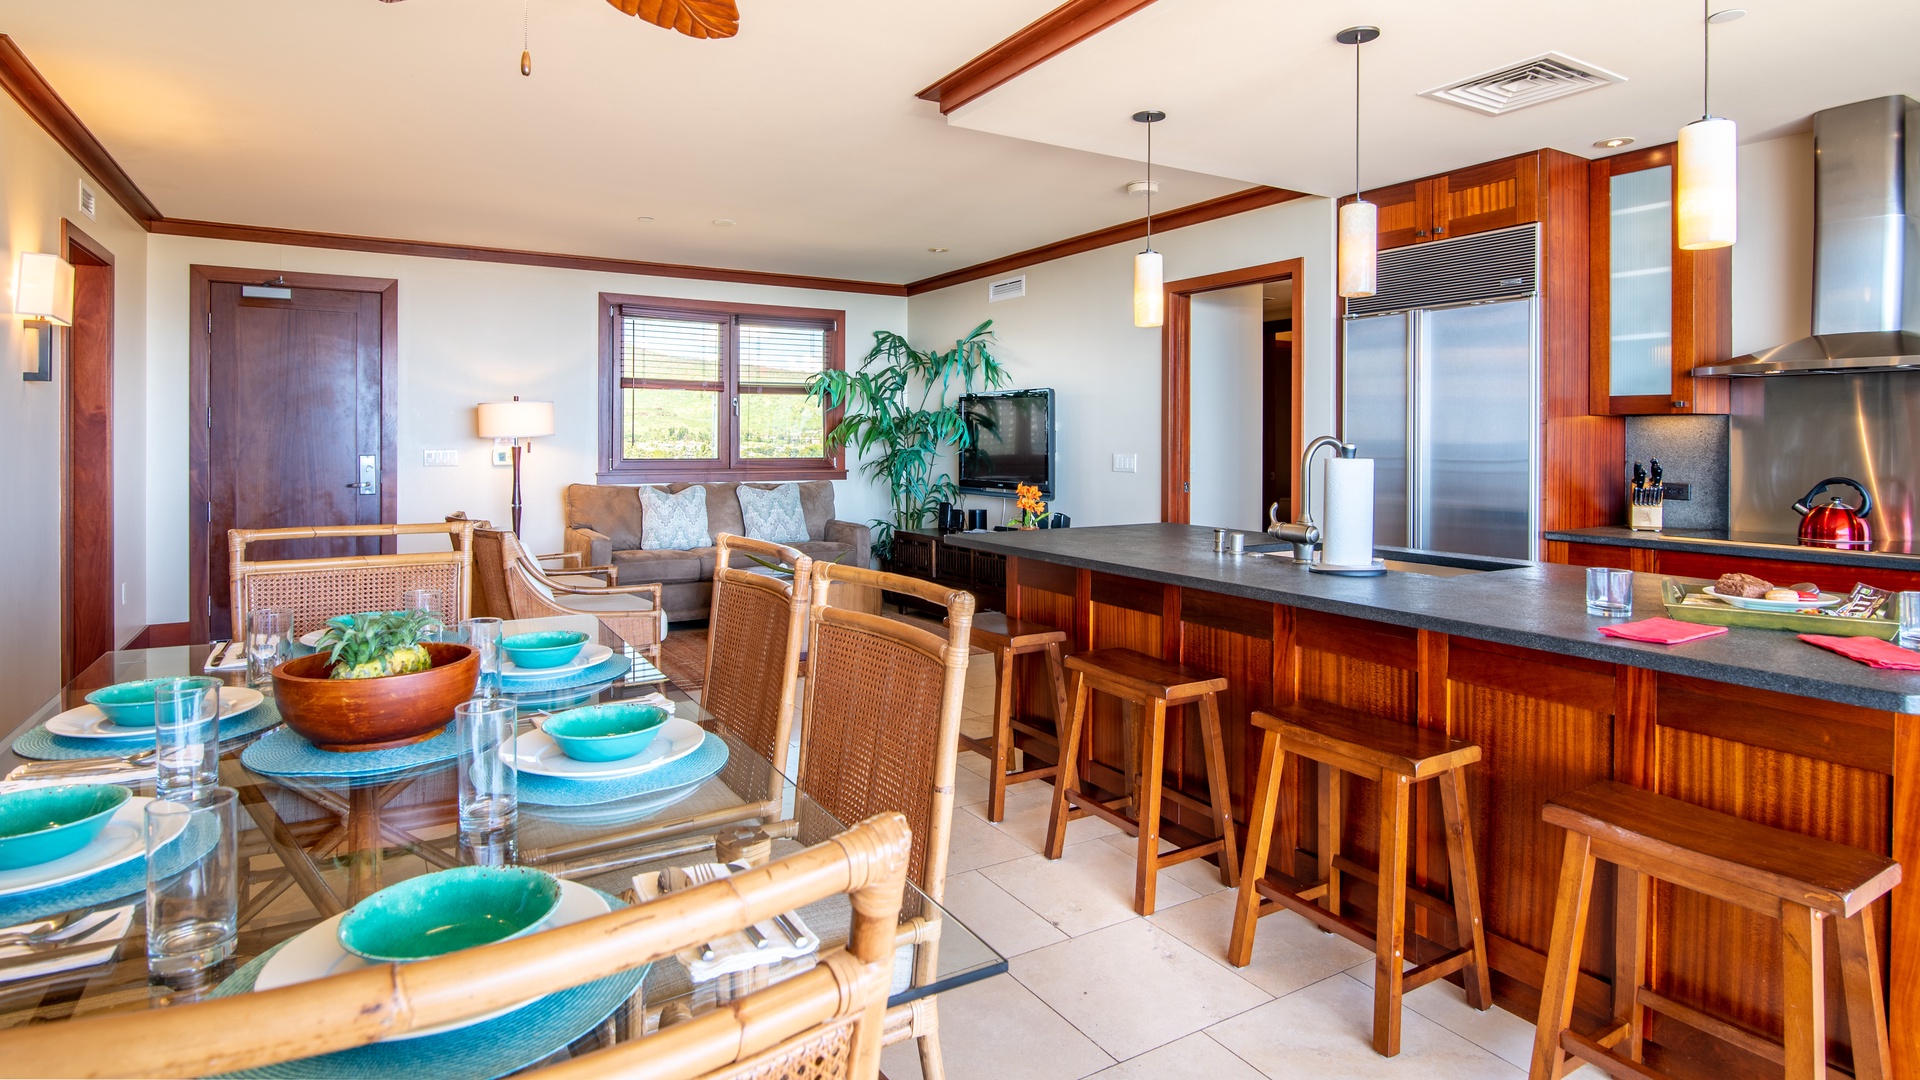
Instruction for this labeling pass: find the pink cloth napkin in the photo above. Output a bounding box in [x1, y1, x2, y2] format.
[1798, 634, 1920, 670]
[1596, 618, 1729, 645]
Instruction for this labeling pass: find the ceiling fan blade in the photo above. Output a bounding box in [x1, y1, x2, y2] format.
[603, 0, 740, 39]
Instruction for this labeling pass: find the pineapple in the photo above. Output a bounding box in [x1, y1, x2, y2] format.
[316, 610, 438, 680]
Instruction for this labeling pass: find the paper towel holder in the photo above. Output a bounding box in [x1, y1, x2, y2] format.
[1266, 435, 1357, 563]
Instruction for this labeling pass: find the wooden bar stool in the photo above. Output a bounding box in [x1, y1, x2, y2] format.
[1531, 780, 1899, 1080]
[1043, 648, 1239, 916]
[955, 612, 1071, 822]
[1228, 701, 1491, 1058]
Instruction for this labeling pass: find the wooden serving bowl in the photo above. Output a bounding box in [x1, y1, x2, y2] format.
[272, 643, 479, 751]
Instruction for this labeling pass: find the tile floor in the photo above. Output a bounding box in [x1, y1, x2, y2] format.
[876, 654, 1584, 1080]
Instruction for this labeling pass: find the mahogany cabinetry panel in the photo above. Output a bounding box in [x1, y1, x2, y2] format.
[1554, 540, 1920, 594]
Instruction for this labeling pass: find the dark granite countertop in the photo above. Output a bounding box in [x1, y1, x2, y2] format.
[944, 523, 1920, 714]
[1544, 526, 1920, 571]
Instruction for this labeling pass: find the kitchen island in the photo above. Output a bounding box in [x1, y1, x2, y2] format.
[944, 523, 1915, 1078]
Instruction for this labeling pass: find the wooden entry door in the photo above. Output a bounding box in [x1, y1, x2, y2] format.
[190, 268, 398, 643]
[63, 222, 114, 682]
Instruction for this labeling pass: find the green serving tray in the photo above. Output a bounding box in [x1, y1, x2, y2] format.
[1660, 578, 1898, 640]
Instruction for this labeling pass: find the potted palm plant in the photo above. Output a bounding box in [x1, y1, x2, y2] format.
[807, 321, 1007, 558]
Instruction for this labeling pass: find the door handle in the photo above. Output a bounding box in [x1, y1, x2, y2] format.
[354, 455, 377, 496]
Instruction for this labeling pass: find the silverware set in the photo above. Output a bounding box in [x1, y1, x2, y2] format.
[6, 748, 157, 782]
[663, 862, 808, 961]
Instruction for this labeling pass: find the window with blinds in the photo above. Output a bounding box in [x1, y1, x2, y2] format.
[598, 295, 845, 481]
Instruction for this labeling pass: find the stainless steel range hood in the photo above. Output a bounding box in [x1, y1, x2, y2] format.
[1698, 95, 1920, 376]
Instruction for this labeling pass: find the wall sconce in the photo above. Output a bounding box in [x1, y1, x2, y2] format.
[15, 251, 74, 382]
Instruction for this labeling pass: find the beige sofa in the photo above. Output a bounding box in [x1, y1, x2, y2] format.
[563, 481, 872, 621]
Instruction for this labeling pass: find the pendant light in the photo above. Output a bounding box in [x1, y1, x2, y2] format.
[1676, 4, 1739, 249]
[520, 0, 533, 75]
[1336, 26, 1380, 299]
[1132, 110, 1166, 328]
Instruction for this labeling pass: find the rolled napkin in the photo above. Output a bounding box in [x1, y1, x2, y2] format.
[0, 904, 134, 985]
[1798, 634, 1920, 670]
[633, 863, 818, 983]
[1596, 618, 1729, 645]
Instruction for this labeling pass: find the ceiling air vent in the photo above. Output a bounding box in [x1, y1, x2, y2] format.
[1420, 52, 1624, 116]
[988, 275, 1026, 303]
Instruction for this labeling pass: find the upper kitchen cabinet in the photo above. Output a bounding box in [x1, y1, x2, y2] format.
[1345, 152, 1543, 246]
[1588, 144, 1732, 415]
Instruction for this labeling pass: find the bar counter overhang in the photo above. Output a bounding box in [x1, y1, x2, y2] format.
[944, 523, 1918, 1076]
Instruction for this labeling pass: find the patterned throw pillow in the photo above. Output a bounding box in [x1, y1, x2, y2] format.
[737, 483, 810, 544]
[638, 485, 711, 550]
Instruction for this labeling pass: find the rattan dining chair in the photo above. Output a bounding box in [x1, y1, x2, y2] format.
[0, 814, 913, 1080]
[796, 562, 975, 1080]
[704, 532, 812, 780]
[470, 524, 666, 661]
[229, 520, 475, 640]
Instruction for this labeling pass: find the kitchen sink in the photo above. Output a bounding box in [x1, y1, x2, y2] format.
[1242, 543, 1529, 577]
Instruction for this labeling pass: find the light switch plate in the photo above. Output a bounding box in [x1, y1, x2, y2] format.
[1113, 453, 1139, 473]
[423, 449, 459, 467]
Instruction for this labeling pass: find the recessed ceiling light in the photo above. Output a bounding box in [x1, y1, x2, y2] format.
[1708, 8, 1746, 23]
[1594, 137, 1635, 149]
[635, 215, 655, 222]
[927, 247, 949, 253]
[712, 218, 736, 227]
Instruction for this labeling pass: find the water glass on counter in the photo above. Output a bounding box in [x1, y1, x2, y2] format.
[145, 788, 239, 982]
[456, 698, 518, 834]
[1899, 591, 1920, 648]
[1586, 567, 1633, 617]
[154, 677, 222, 800]
[244, 607, 293, 689]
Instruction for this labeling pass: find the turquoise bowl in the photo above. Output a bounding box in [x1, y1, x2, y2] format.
[0, 785, 131, 870]
[82, 678, 178, 728]
[541, 703, 670, 762]
[337, 866, 563, 963]
[500, 631, 589, 670]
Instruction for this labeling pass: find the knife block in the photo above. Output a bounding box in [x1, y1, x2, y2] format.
[1629, 499, 1663, 531]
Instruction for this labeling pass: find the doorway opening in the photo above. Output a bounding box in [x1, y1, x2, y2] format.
[61, 221, 114, 682]
[1160, 258, 1303, 527]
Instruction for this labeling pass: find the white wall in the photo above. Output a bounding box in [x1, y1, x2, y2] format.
[1186, 283, 1264, 530]
[907, 196, 1337, 528]
[1732, 131, 1816, 357]
[0, 97, 149, 723]
[143, 235, 905, 624]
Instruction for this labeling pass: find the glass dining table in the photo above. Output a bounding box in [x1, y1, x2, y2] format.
[0, 634, 1005, 1075]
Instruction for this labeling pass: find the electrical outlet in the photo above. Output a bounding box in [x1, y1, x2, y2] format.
[423, 449, 459, 467]
[1113, 453, 1139, 473]
[1663, 482, 1690, 501]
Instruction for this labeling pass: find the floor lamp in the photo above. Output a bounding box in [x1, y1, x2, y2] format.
[475, 397, 554, 537]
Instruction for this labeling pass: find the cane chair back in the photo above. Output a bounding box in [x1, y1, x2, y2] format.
[474, 527, 666, 657]
[703, 533, 812, 777]
[798, 563, 974, 901]
[229, 521, 474, 639]
[0, 814, 913, 1080]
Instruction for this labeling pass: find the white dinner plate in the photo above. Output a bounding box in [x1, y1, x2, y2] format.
[509, 716, 704, 780]
[45, 687, 266, 741]
[1701, 586, 1847, 612]
[500, 643, 614, 681]
[254, 879, 611, 1041]
[527, 778, 707, 825]
[0, 797, 180, 896]
[298, 628, 326, 648]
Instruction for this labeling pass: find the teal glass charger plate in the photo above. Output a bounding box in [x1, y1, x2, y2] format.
[498, 653, 636, 695]
[0, 810, 218, 925]
[241, 725, 460, 780]
[517, 731, 728, 807]
[208, 893, 644, 1080]
[11, 699, 286, 762]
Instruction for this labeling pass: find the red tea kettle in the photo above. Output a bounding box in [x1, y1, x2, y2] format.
[1793, 477, 1874, 550]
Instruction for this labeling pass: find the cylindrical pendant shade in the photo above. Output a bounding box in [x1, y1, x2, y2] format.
[1133, 249, 1164, 328]
[1338, 200, 1378, 298]
[476, 399, 555, 438]
[1677, 116, 1738, 250]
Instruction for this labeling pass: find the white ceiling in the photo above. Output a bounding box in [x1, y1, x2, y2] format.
[0, 0, 1246, 284]
[947, 0, 1920, 196]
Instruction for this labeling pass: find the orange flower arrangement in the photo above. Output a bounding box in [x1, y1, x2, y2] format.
[1014, 483, 1047, 527]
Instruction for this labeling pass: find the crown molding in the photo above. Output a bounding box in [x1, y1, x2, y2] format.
[0, 34, 162, 225]
[918, 0, 1162, 115]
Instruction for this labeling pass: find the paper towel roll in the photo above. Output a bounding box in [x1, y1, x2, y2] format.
[1321, 457, 1376, 568]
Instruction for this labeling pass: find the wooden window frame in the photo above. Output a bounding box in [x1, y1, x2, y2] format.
[597, 293, 847, 482]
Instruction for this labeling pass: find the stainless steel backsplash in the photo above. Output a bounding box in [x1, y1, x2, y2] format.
[1730, 372, 1920, 538]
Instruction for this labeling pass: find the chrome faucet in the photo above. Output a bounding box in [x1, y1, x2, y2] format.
[1266, 435, 1356, 562]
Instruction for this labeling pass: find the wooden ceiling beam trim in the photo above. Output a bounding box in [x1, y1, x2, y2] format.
[904, 186, 1308, 296]
[917, 0, 1163, 115]
[0, 34, 163, 226]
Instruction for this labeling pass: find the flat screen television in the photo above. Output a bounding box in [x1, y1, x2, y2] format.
[958, 389, 1055, 498]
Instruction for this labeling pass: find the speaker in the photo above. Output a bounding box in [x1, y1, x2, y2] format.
[966, 509, 987, 532]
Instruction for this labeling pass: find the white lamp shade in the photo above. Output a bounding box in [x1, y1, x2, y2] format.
[15, 252, 74, 326]
[1677, 116, 1738, 250]
[476, 399, 555, 439]
[1338, 200, 1378, 298]
[1133, 249, 1165, 328]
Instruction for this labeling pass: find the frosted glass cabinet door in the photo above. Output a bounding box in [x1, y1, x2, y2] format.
[1341, 313, 1410, 547]
[1608, 165, 1674, 398]
[1418, 299, 1536, 560]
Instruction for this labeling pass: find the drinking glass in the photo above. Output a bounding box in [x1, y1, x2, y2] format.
[401, 587, 446, 639]
[456, 698, 518, 834]
[463, 616, 505, 697]
[1898, 591, 1920, 648]
[154, 677, 222, 800]
[245, 607, 294, 689]
[1586, 567, 1634, 617]
[146, 788, 239, 982]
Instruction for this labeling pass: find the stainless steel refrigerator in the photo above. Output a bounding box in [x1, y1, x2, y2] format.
[1341, 224, 1541, 560]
